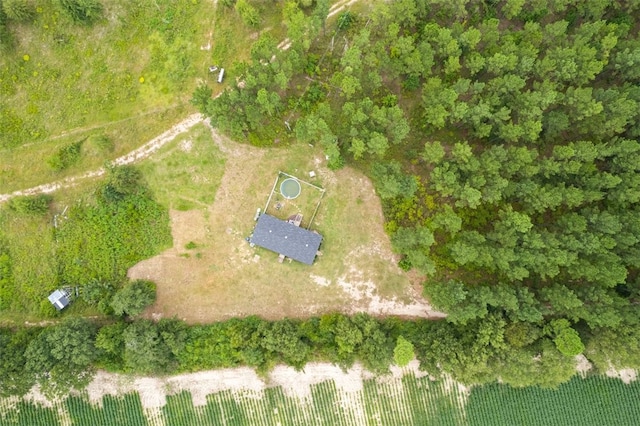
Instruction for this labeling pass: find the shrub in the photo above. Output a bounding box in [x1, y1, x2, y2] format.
[47, 141, 83, 171]
[190, 83, 212, 113]
[7, 194, 52, 215]
[100, 165, 148, 202]
[2, 0, 34, 22]
[57, 0, 102, 24]
[110, 280, 156, 317]
[235, 0, 260, 27]
[88, 134, 114, 153]
[337, 11, 354, 30]
[393, 336, 415, 367]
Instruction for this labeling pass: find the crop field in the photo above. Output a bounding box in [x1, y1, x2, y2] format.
[466, 375, 640, 426]
[0, 374, 637, 426]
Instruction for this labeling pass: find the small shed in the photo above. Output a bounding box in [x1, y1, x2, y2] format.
[48, 289, 70, 311]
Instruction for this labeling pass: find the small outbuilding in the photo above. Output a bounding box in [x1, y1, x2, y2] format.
[48, 289, 70, 311]
[250, 213, 322, 265]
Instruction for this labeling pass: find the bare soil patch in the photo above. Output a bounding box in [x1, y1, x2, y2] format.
[84, 360, 436, 410]
[129, 125, 444, 323]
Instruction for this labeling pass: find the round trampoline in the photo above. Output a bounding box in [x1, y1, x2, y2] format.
[280, 178, 301, 199]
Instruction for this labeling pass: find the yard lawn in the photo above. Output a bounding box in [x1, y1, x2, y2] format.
[129, 125, 444, 323]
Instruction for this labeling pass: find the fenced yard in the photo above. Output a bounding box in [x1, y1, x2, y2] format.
[263, 171, 325, 230]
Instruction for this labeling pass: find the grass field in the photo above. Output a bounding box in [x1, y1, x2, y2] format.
[0, 0, 288, 193]
[128, 125, 428, 323]
[0, 1, 212, 147]
[0, 374, 637, 425]
[136, 124, 226, 212]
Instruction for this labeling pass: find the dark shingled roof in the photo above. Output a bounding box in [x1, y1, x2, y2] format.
[250, 214, 322, 265]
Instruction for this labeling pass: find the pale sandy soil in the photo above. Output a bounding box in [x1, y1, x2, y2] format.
[606, 366, 637, 384]
[83, 360, 432, 409]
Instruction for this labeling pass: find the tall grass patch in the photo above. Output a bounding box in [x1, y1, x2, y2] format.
[54, 183, 171, 288]
[0, 210, 57, 314]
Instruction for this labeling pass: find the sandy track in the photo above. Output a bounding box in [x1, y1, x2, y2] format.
[0, 114, 204, 203]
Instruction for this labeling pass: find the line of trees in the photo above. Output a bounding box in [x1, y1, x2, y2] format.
[7, 308, 636, 398]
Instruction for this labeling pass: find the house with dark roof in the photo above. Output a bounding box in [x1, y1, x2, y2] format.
[48, 289, 70, 311]
[250, 213, 322, 265]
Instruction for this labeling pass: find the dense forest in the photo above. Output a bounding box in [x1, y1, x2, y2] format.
[195, 0, 640, 380]
[1, 0, 640, 399]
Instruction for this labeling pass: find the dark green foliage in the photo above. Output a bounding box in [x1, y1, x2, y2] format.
[82, 279, 115, 314]
[256, 318, 311, 370]
[585, 323, 640, 372]
[95, 321, 126, 370]
[190, 83, 213, 113]
[24, 318, 98, 396]
[110, 279, 156, 317]
[57, 0, 102, 24]
[122, 319, 177, 374]
[2, 0, 34, 22]
[7, 194, 52, 216]
[336, 11, 354, 30]
[0, 5, 9, 50]
[0, 328, 38, 396]
[47, 140, 83, 171]
[100, 165, 149, 202]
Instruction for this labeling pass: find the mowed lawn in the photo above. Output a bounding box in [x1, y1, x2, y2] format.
[129, 124, 419, 323]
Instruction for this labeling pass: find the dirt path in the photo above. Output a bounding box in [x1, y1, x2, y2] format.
[0, 114, 204, 203]
[0, 0, 363, 204]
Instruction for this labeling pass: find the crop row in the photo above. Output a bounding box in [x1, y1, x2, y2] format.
[0, 375, 638, 425]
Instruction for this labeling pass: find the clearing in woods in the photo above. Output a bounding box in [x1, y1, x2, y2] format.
[129, 122, 444, 323]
